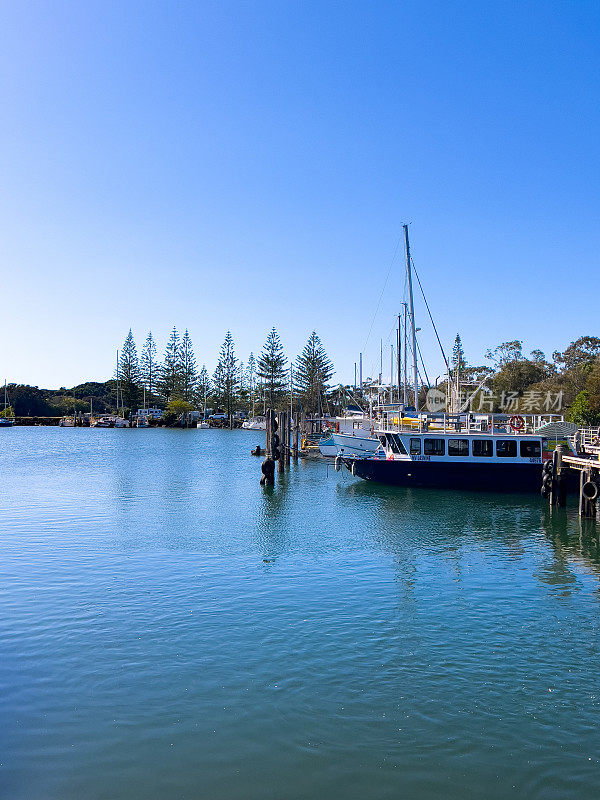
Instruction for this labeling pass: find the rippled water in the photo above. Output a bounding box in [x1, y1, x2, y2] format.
[1, 428, 600, 799]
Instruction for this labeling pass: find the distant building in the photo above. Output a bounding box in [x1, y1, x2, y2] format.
[137, 407, 163, 420]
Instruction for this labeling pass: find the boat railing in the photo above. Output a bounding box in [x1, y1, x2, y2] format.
[378, 412, 564, 436]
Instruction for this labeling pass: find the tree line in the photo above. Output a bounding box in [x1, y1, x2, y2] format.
[116, 327, 334, 418]
[448, 333, 600, 424]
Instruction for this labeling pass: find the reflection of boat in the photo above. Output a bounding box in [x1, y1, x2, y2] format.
[242, 416, 266, 431]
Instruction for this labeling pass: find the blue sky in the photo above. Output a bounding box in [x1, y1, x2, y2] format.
[1, 0, 599, 388]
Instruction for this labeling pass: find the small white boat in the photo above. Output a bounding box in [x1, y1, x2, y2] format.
[319, 431, 380, 457]
[318, 413, 376, 457]
[242, 416, 267, 431]
[197, 421, 210, 429]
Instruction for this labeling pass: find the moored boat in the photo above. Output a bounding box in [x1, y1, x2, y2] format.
[242, 416, 267, 431]
[341, 417, 575, 493]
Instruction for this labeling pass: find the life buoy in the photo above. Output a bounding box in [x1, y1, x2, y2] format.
[509, 415, 525, 432]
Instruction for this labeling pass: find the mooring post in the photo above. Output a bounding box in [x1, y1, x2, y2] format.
[550, 444, 567, 507]
[579, 467, 599, 519]
[278, 411, 286, 472]
[260, 408, 275, 486]
[292, 413, 299, 459]
[285, 411, 291, 466]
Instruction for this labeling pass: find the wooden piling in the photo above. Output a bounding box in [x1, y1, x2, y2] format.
[550, 444, 567, 507]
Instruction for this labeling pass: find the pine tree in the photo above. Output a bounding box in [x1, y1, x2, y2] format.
[159, 326, 183, 403]
[452, 334, 467, 373]
[197, 365, 210, 413]
[294, 331, 333, 414]
[117, 329, 141, 412]
[212, 331, 238, 421]
[140, 331, 157, 404]
[257, 327, 288, 409]
[180, 329, 198, 403]
[247, 352, 257, 414]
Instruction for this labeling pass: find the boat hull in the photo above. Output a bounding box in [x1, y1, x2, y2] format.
[319, 433, 380, 458]
[344, 456, 544, 493]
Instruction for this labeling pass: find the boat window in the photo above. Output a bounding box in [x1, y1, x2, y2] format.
[410, 438, 421, 455]
[496, 439, 517, 458]
[520, 440, 541, 458]
[472, 439, 493, 457]
[386, 433, 407, 455]
[424, 438, 445, 456]
[448, 439, 469, 457]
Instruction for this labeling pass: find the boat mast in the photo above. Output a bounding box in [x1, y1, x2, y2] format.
[396, 314, 401, 405]
[402, 303, 408, 405]
[403, 225, 419, 409]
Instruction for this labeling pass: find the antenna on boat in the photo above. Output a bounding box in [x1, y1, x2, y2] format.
[403, 225, 419, 409]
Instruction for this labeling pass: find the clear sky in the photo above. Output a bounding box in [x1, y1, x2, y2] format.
[2, 0, 599, 388]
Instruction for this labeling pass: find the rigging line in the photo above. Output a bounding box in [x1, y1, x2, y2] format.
[416, 338, 430, 388]
[410, 257, 450, 373]
[362, 234, 403, 354]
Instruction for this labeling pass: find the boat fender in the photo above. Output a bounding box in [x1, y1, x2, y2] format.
[350, 461, 355, 476]
[272, 433, 280, 448]
[334, 456, 341, 472]
[582, 481, 599, 501]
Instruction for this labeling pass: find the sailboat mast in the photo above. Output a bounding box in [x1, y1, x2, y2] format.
[403, 303, 408, 405]
[396, 314, 401, 405]
[403, 225, 419, 409]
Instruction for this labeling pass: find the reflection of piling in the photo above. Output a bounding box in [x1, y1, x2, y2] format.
[292, 414, 299, 459]
[544, 443, 599, 519]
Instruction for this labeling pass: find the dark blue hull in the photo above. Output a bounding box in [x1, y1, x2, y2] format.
[344, 457, 543, 493]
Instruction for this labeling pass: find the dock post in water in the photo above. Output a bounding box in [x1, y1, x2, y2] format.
[549, 444, 567, 508]
[292, 414, 299, 459]
[579, 467, 599, 519]
[260, 408, 276, 486]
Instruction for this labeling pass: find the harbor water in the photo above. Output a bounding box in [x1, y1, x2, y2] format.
[1, 428, 600, 799]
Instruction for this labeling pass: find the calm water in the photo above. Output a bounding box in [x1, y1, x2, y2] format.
[1, 428, 600, 800]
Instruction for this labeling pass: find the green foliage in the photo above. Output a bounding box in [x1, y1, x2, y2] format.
[257, 327, 288, 409]
[197, 365, 210, 409]
[212, 331, 238, 418]
[158, 326, 183, 403]
[0, 405, 14, 418]
[140, 331, 158, 399]
[117, 329, 141, 411]
[294, 331, 334, 414]
[485, 340, 523, 366]
[568, 391, 598, 426]
[162, 398, 194, 426]
[451, 334, 466, 373]
[180, 329, 198, 402]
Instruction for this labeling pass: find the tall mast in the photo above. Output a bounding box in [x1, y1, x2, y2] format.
[396, 314, 401, 404]
[403, 303, 408, 405]
[403, 224, 419, 409]
[390, 344, 394, 404]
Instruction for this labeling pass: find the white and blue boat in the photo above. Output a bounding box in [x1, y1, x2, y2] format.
[340, 417, 577, 493]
